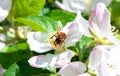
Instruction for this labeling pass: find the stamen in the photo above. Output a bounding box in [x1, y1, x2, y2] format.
[111, 26, 119, 36]
[107, 63, 115, 70]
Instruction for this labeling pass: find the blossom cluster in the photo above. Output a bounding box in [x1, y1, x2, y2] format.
[0, 0, 120, 76]
[26, 0, 120, 76]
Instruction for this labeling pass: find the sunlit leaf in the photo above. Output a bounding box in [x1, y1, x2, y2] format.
[46, 10, 75, 25]
[8, 0, 45, 21]
[15, 16, 57, 32]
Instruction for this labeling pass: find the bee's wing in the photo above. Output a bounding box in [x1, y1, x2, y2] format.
[57, 21, 63, 31]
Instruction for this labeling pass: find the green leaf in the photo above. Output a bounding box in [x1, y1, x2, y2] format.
[109, 1, 120, 31]
[8, 0, 45, 21]
[74, 35, 93, 61]
[109, 1, 120, 21]
[15, 17, 47, 32]
[1, 42, 29, 53]
[46, 10, 76, 25]
[4, 63, 19, 76]
[15, 16, 57, 32]
[76, 35, 93, 50]
[0, 42, 32, 69]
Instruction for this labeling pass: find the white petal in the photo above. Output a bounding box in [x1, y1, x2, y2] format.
[89, 45, 120, 76]
[55, 0, 88, 13]
[88, 45, 111, 72]
[61, 12, 85, 47]
[28, 54, 54, 68]
[106, 34, 120, 45]
[78, 73, 91, 76]
[55, 0, 66, 11]
[28, 50, 75, 68]
[76, 11, 92, 37]
[52, 50, 75, 68]
[95, 46, 120, 76]
[27, 32, 53, 53]
[89, 3, 111, 37]
[61, 21, 82, 47]
[0, 0, 12, 22]
[58, 61, 86, 76]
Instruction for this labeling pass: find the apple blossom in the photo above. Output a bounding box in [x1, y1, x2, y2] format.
[57, 62, 91, 76]
[55, 0, 111, 14]
[88, 45, 120, 76]
[0, 0, 12, 22]
[88, 2, 120, 45]
[27, 15, 82, 68]
[76, 2, 120, 45]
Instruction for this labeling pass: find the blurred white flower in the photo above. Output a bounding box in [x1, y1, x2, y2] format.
[0, 0, 12, 22]
[88, 45, 120, 76]
[18, 26, 31, 39]
[57, 62, 91, 76]
[27, 15, 82, 68]
[0, 34, 6, 51]
[55, 0, 111, 14]
[0, 65, 5, 76]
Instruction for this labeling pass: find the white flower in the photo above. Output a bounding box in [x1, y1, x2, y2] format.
[27, 17, 82, 53]
[57, 61, 91, 76]
[88, 45, 120, 76]
[0, 0, 12, 22]
[76, 2, 120, 45]
[55, 0, 111, 14]
[27, 16, 82, 68]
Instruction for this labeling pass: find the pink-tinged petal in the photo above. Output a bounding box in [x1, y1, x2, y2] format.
[28, 50, 75, 68]
[53, 50, 75, 68]
[28, 54, 55, 68]
[0, 65, 5, 76]
[0, 0, 12, 22]
[89, 2, 111, 36]
[58, 62, 86, 76]
[55, 0, 88, 13]
[88, 45, 111, 72]
[27, 32, 53, 53]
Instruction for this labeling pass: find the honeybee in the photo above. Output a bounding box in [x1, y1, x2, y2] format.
[51, 31, 66, 46]
[50, 21, 67, 46]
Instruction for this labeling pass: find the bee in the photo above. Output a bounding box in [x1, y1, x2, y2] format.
[50, 21, 67, 46]
[51, 31, 66, 46]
